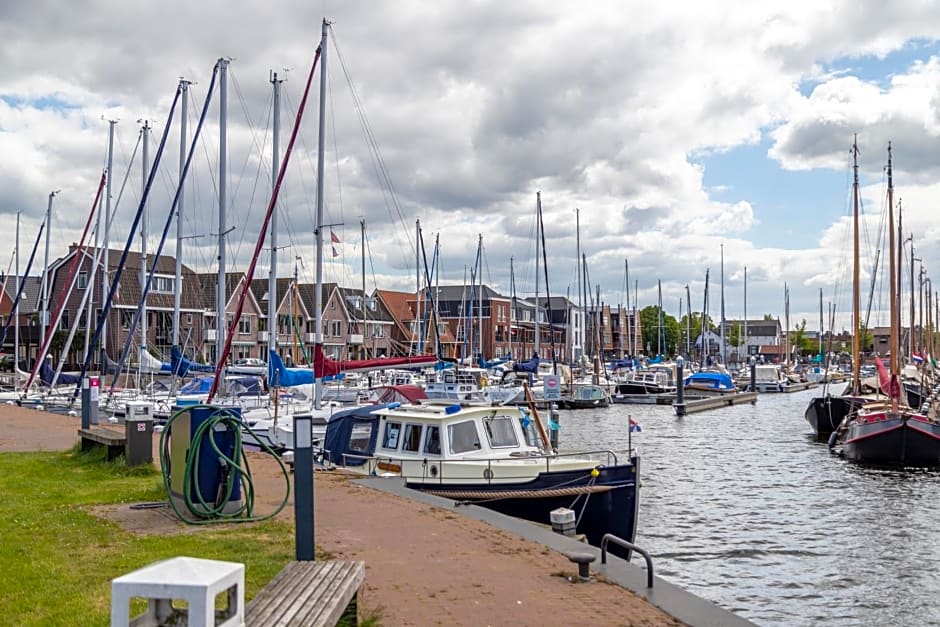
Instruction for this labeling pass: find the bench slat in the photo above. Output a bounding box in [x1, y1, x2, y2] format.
[246, 560, 364, 627]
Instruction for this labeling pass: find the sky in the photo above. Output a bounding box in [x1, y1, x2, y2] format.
[2, 1, 940, 335]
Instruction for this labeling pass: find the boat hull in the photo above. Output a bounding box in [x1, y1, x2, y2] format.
[840, 412, 940, 466]
[406, 460, 639, 558]
[804, 395, 863, 440]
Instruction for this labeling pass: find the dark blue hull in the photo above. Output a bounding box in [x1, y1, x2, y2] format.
[804, 395, 864, 440]
[840, 414, 940, 466]
[406, 458, 640, 558]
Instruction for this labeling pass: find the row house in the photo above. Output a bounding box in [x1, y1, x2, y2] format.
[535, 296, 583, 363]
[46, 246, 209, 368]
[0, 276, 42, 365]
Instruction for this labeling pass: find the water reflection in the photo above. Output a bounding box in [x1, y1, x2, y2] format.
[557, 390, 940, 626]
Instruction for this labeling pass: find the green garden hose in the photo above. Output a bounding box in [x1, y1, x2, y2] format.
[159, 404, 291, 525]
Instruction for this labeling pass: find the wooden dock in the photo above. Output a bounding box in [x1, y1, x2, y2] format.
[674, 391, 759, 416]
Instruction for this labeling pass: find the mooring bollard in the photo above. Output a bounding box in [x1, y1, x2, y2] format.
[675, 356, 685, 412]
[749, 356, 757, 392]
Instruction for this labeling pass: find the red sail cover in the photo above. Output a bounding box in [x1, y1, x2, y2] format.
[313, 344, 438, 379]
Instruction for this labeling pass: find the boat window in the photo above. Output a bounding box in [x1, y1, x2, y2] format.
[349, 423, 374, 453]
[483, 416, 519, 448]
[423, 426, 441, 455]
[402, 423, 422, 452]
[382, 421, 402, 450]
[448, 420, 481, 454]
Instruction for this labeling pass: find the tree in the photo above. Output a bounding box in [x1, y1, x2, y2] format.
[639, 305, 680, 357]
[857, 324, 874, 353]
[789, 319, 810, 357]
[762, 313, 775, 321]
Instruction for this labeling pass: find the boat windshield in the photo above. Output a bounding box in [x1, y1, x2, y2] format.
[448, 420, 481, 453]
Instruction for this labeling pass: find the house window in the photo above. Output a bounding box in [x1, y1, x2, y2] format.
[79, 310, 87, 328]
[331, 321, 341, 336]
[77, 271, 88, 289]
[238, 317, 252, 334]
[59, 310, 69, 331]
[152, 275, 174, 294]
[121, 310, 133, 330]
[186, 313, 193, 325]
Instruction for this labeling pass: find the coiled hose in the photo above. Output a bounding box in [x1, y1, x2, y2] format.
[159, 404, 291, 525]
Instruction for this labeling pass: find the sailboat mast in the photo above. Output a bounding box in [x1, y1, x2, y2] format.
[216, 59, 230, 373]
[886, 141, 899, 409]
[415, 219, 421, 354]
[102, 120, 115, 369]
[685, 284, 691, 358]
[851, 136, 861, 393]
[268, 72, 282, 361]
[39, 190, 56, 351]
[720, 244, 726, 365]
[743, 266, 748, 360]
[624, 258, 630, 357]
[534, 192, 541, 357]
[784, 283, 790, 372]
[477, 233, 483, 358]
[819, 288, 823, 356]
[313, 20, 328, 410]
[576, 209, 582, 360]
[140, 119, 150, 366]
[657, 279, 663, 357]
[910, 233, 916, 360]
[14, 212, 19, 372]
[172, 80, 190, 393]
[361, 220, 367, 357]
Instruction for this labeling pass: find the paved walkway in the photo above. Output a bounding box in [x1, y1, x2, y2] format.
[0, 404, 733, 626]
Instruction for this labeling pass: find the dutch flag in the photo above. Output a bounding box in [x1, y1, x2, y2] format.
[629, 416, 642, 432]
[913, 353, 924, 364]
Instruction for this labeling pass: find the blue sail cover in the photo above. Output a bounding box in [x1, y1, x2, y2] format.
[609, 358, 634, 370]
[170, 346, 215, 377]
[268, 350, 315, 387]
[39, 358, 81, 386]
[512, 353, 540, 374]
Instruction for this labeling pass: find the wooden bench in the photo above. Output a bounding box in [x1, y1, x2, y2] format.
[246, 560, 365, 626]
[77, 427, 126, 461]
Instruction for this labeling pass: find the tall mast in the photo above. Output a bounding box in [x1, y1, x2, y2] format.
[39, 190, 57, 351]
[268, 72, 282, 362]
[886, 141, 899, 409]
[361, 219, 367, 358]
[784, 283, 790, 372]
[657, 279, 663, 356]
[14, 211, 20, 372]
[851, 136, 861, 393]
[313, 20, 329, 410]
[685, 284, 692, 358]
[624, 258, 630, 356]
[217, 58, 230, 372]
[173, 81, 190, 382]
[510, 256, 516, 360]
[102, 120, 116, 369]
[534, 192, 541, 357]
[720, 243, 726, 364]
[415, 219, 421, 354]
[477, 233, 483, 358]
[743, 266, 748, 360]
[818, 288, 823, 356]
[576, 208, 582, 360]
[139, 119, 150, 366]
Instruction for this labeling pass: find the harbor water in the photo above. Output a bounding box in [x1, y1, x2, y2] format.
[558, 388, 940, 626]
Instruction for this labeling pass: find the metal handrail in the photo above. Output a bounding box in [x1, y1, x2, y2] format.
[600, 534, 654, 588]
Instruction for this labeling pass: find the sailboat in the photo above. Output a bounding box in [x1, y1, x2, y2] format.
[832, 141, 940, 465]
[804, 138, 880, 440]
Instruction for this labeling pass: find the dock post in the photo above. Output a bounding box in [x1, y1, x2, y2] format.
[749, 356, 757, 392]
[294, 415, 315, 561]
[674, 357, 686, 416]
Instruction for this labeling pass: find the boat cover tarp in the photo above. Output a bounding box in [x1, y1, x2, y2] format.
[609, 358, 634, 370]
[477, 353, 512, 369]
[178, 375, 264, 396]
[322, 404, 385, 466]
[684, 370, 734, 389]
[512, 353, 540, 374]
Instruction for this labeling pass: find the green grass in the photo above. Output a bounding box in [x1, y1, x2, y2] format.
[0, 445, 296, 626]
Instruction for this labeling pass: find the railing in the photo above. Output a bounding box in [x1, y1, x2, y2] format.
[600, 533, 654, 588]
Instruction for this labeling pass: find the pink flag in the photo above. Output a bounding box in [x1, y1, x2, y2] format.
[330, 230, 341, 244]
[331, 246, 339, 258]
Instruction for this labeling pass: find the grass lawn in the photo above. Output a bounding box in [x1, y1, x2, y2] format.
[0, 445, 298, 626]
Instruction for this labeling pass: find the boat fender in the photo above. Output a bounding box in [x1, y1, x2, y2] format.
[827, 431, 838, 450]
